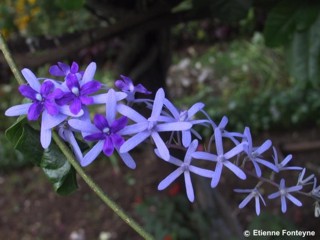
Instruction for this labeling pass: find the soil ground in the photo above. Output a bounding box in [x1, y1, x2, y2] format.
[0, 127, 320, 240]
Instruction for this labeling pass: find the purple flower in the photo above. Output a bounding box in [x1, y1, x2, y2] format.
[242, 127, 278, 177]
[297, 168, 315, 186]
[311, 178, 320, 198]
[56, 62, 101, 114]
[268, 179, 303, 213]
[5, 68, 81, 148]
[207, 116, 243, 145]
[192, 128, 246, 188]
[115, 75, 151, 102]
[68, 89, 136, 168]
[118, 88, 192, 161]
[156, 140, 214, 202]
[161, 99, 208, 147]
[49, 61, 82, 80]
[234, 188, 266, 215]
[272, 147, 302, 171]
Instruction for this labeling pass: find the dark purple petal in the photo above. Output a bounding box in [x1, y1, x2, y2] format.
[70, 98, 82, 114]
[81, 81, 101, 95]
[28, 102, 43, 120]
[135, 84, 151, 94]
[80, 96, 93, 105]
[51, 88, 65, 99]
[93, 114, 108, 131]
[66, 74, 79, 91]
[115, 80, 128, 91]
[85, 132, 105, 141]
[49, 65, 65, 76]
[57, 62, 70, 74]
[40, 81, 54, 97]
[19, 85, 38, 100]
[56, 92, 75, 106]
[111, 134, 124, 148]
[111, 116, 128, 133]
[44, 101, 59, 115]
[103, 137, 114, 156]
[70, 62, 79, 73]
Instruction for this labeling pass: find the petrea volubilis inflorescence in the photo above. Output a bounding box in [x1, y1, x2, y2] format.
[5, 61, 320, 216]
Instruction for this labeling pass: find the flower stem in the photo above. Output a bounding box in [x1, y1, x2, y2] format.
[0, 33, 154, 240]
[52, 132, 154, 240]
[0, 34, 25, 85]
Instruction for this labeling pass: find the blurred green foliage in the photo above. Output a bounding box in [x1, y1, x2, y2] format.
[135, 193, 211, 240]
[0, 0, 95, 38]
[176, 33, 320, 132]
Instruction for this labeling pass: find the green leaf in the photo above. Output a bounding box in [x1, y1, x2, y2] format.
[193, 0, 251, 23]
[286, 14, 320, 87]
[5, 117, 43, 166]
[55, 0, 85, 10]
[41, 142, 78, 195]
[264, 0, 320, 47]
[5, 117, 78, 195]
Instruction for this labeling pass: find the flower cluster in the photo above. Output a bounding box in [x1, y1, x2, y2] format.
[5, 61, 320, 216]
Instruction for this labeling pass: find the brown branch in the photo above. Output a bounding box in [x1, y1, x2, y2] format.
[0, 8, 202, 69]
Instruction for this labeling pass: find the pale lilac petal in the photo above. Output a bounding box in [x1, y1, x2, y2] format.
[151, 132, 169, 161]
[192, 151, 216, 161]
[187, 102, 204, 118]
[21, 68, 40, 92]
[41, 111, 67, 129]
[65, 130, 83, 162]
[211, 162, 223, 188]
[214, 128, 224, 155]
[255, 158, 278, 172]
[156, 122, 192, 132]
[106, 89, 116, 123]
[68, 119, 98, 133]
[117, 104, 146, 123]
[239, 193, 254, 209]
[119, 131, 150, 153]
[82, 62, 96, 83]
[255, 196, 261, 215]
[286, 194, 302, 206]
[224, 143, 244, 159]
[184, 139, 198, 164]
[255, 140, 272, 155]
[287, 185, 303, 192]
[281, 196, 287, 213]
[163, 99, 179, 119]
[189, 166, 214, 177]
[5, 103, 32, 116]
[184, 171, 194, 202]
[224, 161, 246, 180]
[40, 127, 52, 148]
[281, 154, 293, 166]
[158, 168, 183, 190]
[182, 130, 192, 148]
[118, 122, 148, 135]
[150, 88, 165, 120]
[81, 140, 104, 167]
[268, 192, 281, 199]
[154, 149, 183, 165]
[218, 116, 228, 129]
[118, 151, 136, 169]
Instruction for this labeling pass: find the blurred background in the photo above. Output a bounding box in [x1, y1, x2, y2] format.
[1, 0, 320, 239]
